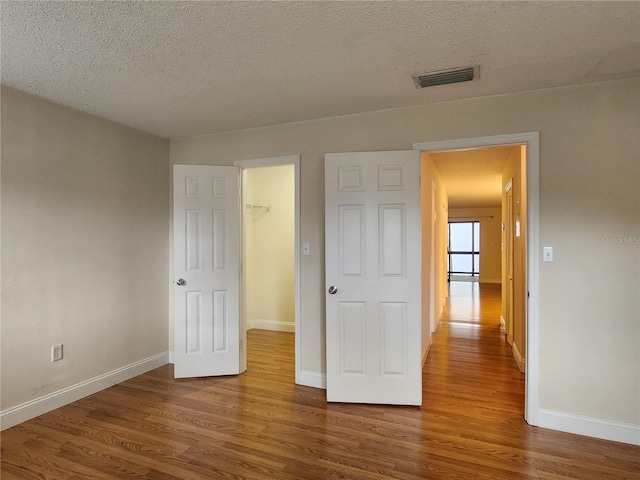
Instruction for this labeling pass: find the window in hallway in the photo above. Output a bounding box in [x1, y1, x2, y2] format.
[448, 221, 480, 281]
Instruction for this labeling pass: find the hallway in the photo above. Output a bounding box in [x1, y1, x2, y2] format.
[441, 281, 503, 326]
[424, 281, 526, 435]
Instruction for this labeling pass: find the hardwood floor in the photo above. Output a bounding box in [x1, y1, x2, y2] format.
[2, 282, 639, 479]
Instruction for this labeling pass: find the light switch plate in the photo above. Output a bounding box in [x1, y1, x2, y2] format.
[303, 243, 310, 256]
[51, 344, 63, 362]
[543, 246, 554, 262]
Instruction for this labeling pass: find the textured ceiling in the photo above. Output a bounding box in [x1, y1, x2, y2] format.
[1, 1, 639, 139]
[432, 146, 520, 208]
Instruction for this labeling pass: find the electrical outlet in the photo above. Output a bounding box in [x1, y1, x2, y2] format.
[51, 344, 63, 362]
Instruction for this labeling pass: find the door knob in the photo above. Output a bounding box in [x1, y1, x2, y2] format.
[176, 278, 186, 286]
[328, 286, 338, 294]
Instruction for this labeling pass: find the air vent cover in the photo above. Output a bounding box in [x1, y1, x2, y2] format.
[413, 66, 477, 89]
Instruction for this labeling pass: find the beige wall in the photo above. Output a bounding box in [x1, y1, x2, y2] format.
[435, 173, 449, 327]
[449, 207, 502, 283]
[517, 145, 527, 360]
[1, 87, 170, 410]
[244, 165, 295, 327]
[170, 78, 640, 427]
[501, 149, 527, 364]
[420, 154, 449, 359]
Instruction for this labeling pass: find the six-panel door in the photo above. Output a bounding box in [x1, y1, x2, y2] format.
[325, 151, 422, 405]
[173, 165, 240, 378]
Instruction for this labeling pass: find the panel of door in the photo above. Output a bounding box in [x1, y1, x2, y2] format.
[325, 151, 422, 405]
[173, 165, 241, 378]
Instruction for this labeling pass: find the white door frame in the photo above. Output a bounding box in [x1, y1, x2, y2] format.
[234, 155, 302, 384]
[413, 132, 540, 426]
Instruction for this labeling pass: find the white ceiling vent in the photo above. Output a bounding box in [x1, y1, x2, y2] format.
[413, 66, 478, 89]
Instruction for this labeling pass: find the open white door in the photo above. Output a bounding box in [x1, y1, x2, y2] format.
[173, 165, 241, 378]
[325, 151, 422, 405]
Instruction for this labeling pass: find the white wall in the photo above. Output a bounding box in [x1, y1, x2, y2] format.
[1, 87, 170, 422]
[170, 78, 640, 433]
[244, 165, 295, 330]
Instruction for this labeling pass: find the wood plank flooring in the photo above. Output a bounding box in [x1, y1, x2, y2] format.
[2, 282, 639, 479]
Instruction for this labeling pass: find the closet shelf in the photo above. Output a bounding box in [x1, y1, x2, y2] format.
[245, 203, 271, 222]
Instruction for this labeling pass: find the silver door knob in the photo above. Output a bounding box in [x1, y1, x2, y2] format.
[328, 286, 338, 294]
[176, 278, 186, 286]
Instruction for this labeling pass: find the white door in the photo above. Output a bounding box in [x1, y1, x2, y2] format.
[173, 165, 241, 378]
[325, 151, 422, 405]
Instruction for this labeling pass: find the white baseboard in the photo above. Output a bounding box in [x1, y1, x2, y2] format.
[297, 369, 326, 389]
[247, 319, 295, 333]
[0, 352, 169, 431]
[512, 343, 525, 373]
[537, 409, 640, 446]
[422, 340, 432, 366]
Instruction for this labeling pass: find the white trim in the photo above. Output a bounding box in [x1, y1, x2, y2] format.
[234, 154, 300, 168]
[297, 370, 326, 389]
[413, 131, 540, 426]
[413, 133, 535, 154]
[512, 343, 525, 373]
[247, 319, 295, 332]
[422, 340, 432, 366]
[538, 410, 640, 446]
[0, 352, 169, 431]
[233, 155, 304, 387]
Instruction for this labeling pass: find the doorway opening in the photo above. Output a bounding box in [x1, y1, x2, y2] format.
[414, 132, 539, 424]
[243, 165, 295, 333]
[234, 155, 301, 382]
